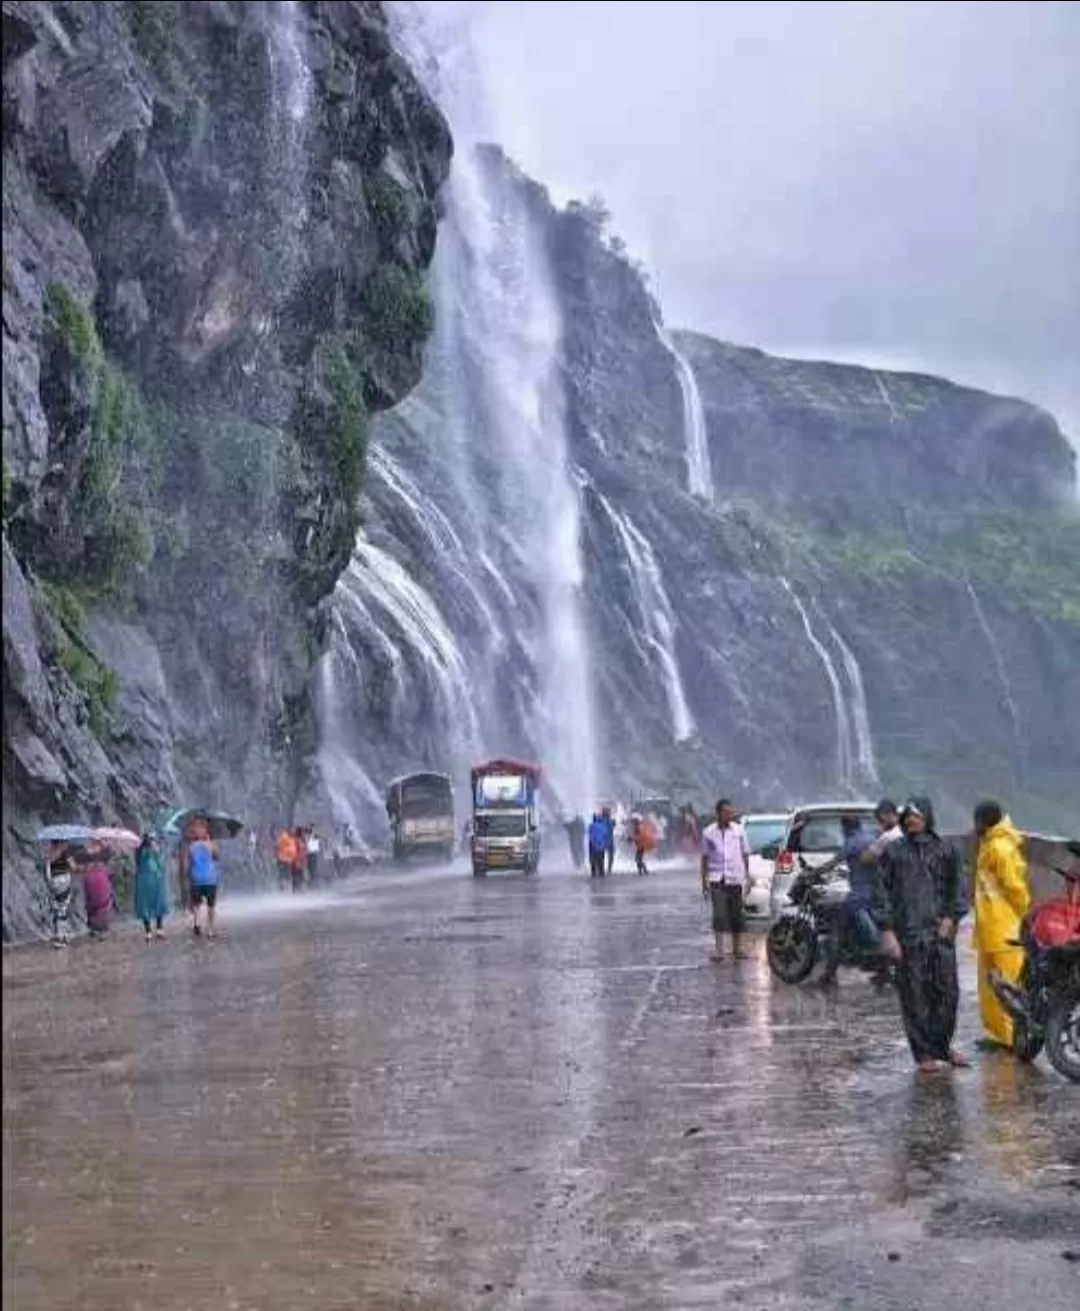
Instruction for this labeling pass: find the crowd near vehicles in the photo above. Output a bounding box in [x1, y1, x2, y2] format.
[990, 841, 1080, 1082]
[385, 773, 455, 864]
[470, 759, 542, 877]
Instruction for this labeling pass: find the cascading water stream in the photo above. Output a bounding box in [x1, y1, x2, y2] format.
[821, 614, 879, 791]
[965, 579, 1023, 755]
[781, 578, 854, 792]
[264, 0, 312, 296]
[598, 494, 695, 743]
[653, 318, 712, 500]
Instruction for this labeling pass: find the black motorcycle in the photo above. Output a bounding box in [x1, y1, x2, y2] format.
[766, 858, 890, 985]
[989, 843, 1080, 1082]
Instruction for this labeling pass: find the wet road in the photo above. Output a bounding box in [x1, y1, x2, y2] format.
[3, 860, 1078, 1310]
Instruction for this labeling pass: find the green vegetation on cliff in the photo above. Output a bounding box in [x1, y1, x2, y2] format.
[364, 264, 433, 352]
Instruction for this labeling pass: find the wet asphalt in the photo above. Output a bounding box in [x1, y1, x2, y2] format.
[3, 858, 1078, 1310]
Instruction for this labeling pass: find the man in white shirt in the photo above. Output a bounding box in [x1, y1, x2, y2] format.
[865, 798, 903, 862]
[700, 799, 752, 962]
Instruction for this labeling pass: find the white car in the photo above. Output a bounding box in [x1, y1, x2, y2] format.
[768, 802, 879, 917]
[740, 812, 792, 917]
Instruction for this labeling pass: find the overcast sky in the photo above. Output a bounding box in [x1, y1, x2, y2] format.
[435, 1, 1079, 439]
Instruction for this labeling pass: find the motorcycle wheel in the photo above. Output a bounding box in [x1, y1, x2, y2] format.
[1010, 1016, 1043, 1064]
[1045, 994, 1080, 1083]
[766, 917, 817, 984]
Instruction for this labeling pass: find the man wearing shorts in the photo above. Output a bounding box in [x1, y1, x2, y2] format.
[701, 799, 751, 962]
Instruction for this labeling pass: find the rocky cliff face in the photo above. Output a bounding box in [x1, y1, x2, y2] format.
[2, 0, 451, 936]
[320, 146, 1079, 848]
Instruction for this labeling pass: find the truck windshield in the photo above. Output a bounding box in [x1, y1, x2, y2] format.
[400, 780, 452, 819]
[475, 813, 527, 838]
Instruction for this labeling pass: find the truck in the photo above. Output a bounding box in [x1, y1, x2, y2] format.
[470, 758, 542, 878]
[385, 772, 455, 864]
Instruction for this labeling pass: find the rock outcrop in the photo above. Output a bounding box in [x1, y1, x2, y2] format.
[2, 0, 451, 936]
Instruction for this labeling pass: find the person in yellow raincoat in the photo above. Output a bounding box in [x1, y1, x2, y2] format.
[973, 800, 1030, 1049]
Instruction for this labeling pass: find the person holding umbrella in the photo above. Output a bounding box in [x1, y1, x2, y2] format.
[187, 816, 221, 938]
[134, 832, 169, 941]
[43, 841, 75, 948]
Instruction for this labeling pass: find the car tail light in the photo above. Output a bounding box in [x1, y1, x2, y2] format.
[775, 849, 794, 875]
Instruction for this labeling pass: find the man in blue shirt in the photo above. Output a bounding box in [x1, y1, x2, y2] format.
[820, 815, 880, 984]
[601, 806, 616, 876]
[588, 813, 608, 879]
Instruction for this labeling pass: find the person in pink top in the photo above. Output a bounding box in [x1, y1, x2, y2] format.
[700, 799, 751, 962]
[82, 857, 114, 937]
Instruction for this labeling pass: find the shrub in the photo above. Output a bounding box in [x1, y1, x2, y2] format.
[367, 173, 410, 235]
[38, 580, 89, 638]
[363, 264, 433, 350]
[56, 640, 118, 739]
[45, 282, 102, 370]
[125, 0, 179, 81]
[321, 337, 367, 500]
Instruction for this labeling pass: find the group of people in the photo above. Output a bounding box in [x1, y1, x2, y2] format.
[274, 825, 321, 892]
[43, 816, 224, 946]
[702, 792, 1039, 1073]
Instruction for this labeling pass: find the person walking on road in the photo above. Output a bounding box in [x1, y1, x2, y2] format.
[588, 812, 608, 879]
[972, 799, 1030, 1051]
[82, 854, 114, 937]
[632, 814, 657, 876]
[602, 807, 617, 876]
[134, 832, 169, 941]
[874, 797, 968, 1073]
[44, 842, 75, 948]
[306, 827, 321, 885]
[188, 818, 220, 938]
[701, 799, 751, 962]
[276, 827, 297, 891]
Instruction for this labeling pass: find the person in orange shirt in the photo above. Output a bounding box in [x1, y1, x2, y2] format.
[276, 827, 298, 891]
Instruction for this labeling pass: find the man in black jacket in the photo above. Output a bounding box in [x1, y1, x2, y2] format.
[873, 797, 969, 1073]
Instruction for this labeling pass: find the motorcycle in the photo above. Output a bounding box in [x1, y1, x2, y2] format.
[766, 857, 890, 985]
[989, 841, 1080, 1082]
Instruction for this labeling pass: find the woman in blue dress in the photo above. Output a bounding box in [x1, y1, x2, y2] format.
[134, 832, 169, 941]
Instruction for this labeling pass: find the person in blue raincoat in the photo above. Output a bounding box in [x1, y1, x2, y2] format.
[134, 832, 170, 941]
[588, 813, 608, 880]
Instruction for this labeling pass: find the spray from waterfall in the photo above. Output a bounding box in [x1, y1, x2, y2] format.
[653, 318, 712, 500]
[598, 494, 695, 743]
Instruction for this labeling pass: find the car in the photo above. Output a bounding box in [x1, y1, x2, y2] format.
[768, 802, 879, 917]
[739, 812, 792, 917]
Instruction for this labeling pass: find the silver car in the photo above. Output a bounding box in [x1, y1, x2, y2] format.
[741, 812, 792, 917]
[768, 803, 879, 917]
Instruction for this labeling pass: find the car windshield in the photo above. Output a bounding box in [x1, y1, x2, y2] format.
[743, 818, 788, 854]
[475, 813, 526, 838]
[790, 813, 875, 854]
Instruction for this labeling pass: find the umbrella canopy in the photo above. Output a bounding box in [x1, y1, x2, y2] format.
[36, 824, 100, 845]
[92, 827, 141, 851]
[157, 808, 244, 841]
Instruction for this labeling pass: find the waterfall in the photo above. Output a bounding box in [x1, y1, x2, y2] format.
[264, 0, 312, 296]
[316, 5, 600, 831]
[821, 614, 879, 791]
[781, 578, 854, 792]
[598, 495, 695, 743]
[965, 579, 1023, 752]
[653, 319, 713, 500]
